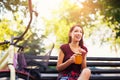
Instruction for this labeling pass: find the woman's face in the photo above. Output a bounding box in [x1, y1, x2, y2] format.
[70, 26, 83, 42]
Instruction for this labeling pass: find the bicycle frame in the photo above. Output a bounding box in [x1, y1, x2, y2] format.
[0, 50, 9, 69]
[8, 45, 16, 80]
[0, 45, 16, 80]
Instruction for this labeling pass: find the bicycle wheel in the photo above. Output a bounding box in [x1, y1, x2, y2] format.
[0, 70, 35, 80]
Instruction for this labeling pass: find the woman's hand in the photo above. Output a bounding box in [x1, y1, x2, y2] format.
[70, 54, 78, 64]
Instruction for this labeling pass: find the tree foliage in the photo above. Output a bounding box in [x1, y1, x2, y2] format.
[0, 0, 27, 13]
[42, 0, 120, 47]
[82, 0, 120, 39]
[0, 0, 46, 55]
[21, 31, 46, 55]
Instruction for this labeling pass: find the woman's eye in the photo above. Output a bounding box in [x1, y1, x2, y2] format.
[74, 30, 82, 33]
[74, 30, 79, 32]
[74, 30, 78, 32]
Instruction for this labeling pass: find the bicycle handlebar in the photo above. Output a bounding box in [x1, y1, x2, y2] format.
[0, 40, 10, 45]
[0, 40, 24, 49]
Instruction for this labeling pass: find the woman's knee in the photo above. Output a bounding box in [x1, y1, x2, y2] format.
[83, 68, 91, 74]
[82, 68, 91, 76]
[77, 68, 91, 80]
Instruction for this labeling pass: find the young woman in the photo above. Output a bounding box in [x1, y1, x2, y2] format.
[56, 24, 91, 80]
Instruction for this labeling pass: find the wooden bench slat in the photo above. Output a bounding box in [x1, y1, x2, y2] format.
[87, 62, 120, 67]
[40, 74, 120, 80]
[40, 69, 120, 74]
[25, 55, 120, 61]
[91, 69, 120, 74]
[87, 57, 120, 61]
[26, 61, 120, 67]
[90, 75, 120, 80]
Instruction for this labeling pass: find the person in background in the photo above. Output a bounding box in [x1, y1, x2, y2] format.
[56, 24, 91, 80]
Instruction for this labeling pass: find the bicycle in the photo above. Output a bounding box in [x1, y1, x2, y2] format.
[0, 37, 55, 80]
[0, 0, 36, 79]
[0, 38, 36, 80]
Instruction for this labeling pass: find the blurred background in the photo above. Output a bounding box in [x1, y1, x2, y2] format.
[0, 0, 120, 57]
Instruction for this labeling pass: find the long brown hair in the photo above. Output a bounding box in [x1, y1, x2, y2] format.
[68, 24, 87, 51]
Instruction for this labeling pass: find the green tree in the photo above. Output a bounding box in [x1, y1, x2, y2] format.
[0, 0, 28, 14]
[81, 0, 120, 52]
[43, 0, 120, 42]
[41, 0, 120, 53]
[81, 0, 120, 39]
[0, 0, 47, 55]
[22, 31, 46, 55]
[0, 0, 29, 42]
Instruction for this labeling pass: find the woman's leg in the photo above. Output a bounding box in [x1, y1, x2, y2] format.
[77, 68, 91, 80]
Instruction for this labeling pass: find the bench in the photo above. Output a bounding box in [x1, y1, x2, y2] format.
[25, 54, 120, 80]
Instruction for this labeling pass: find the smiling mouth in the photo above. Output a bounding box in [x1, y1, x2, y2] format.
[76, 36, 81, 39]
[75, 37, 81, 41]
